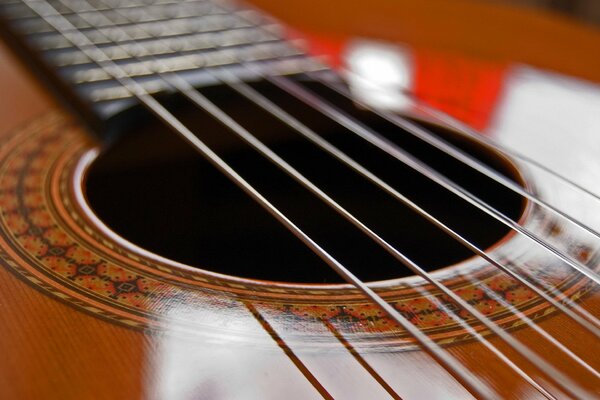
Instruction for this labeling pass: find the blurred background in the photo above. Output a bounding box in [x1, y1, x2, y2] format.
[504, 0, 600, 25]
[249, 0, 600, 83]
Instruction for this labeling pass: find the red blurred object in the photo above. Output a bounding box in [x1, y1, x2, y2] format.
[290, 30, 509, 130]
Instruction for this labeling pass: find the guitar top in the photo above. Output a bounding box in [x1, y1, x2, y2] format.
[0, 0, 599, 399]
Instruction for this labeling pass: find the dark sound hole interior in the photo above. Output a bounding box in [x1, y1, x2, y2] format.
[85, 78, 525, 284]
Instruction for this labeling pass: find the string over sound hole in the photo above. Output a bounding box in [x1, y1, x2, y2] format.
[85, 79, 525, 283]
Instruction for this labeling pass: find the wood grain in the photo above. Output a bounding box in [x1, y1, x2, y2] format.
[0, 40, 148, 400]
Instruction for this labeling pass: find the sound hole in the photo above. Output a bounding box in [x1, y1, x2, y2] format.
[85, 79, 525, 284]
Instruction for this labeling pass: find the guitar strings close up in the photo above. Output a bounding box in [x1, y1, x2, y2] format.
[19, 0, 600, 398]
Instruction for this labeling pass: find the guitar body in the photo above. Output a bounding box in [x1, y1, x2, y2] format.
[0, 1, 599, 399]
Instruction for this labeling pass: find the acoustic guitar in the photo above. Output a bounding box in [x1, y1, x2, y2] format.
[0, 0, 599, 398]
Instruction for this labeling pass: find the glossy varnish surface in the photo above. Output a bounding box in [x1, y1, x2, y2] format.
[0, 42, 146, 399]
[1, 2, 600, 399]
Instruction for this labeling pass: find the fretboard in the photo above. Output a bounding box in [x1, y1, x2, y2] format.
[0, 0, 320, 134]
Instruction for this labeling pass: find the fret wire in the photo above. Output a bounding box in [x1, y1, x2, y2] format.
[56, 0, 598, 396]
[84, 0, 204, 11]
[29, 5, 223, 33]
[22, 0, 500, 398]
[318, 74, 600, 249]
[65, 42, 299, 84]
[267, 75, 600, 288]
[29, 13, 254, 51]
[85, 58, 323, 103]
[13, 1, 217, 33]
[49, 26, 280, 67]
[1, 0, 203, 20]
[3, 0, 300, 103]
[15, 9, 220, 36]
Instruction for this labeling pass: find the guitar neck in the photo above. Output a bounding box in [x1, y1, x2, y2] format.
[0, 0, 318, 136]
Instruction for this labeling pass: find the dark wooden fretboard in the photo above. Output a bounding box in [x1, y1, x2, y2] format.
[0, 0, 320, 134]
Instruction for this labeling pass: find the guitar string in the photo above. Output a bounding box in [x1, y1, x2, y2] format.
[217, 0, 600, 339]
[28, 1, 600, 398]
[245, 302, 336, 400]
[63, 2, 598, 376]
[508, 259, 600, 328]
[235, 66, 600, 334]
[454, 266, 599, 379]
[30, 0, 600, 392]
[319, 318, 404, 400]
[313, 71, 600, 243]
[21, 1, 499, 399]
[212, 1, 598, 336]
[223, 0, 600, 313]
[24, 0, 600, 272]
[313, 70, 600, 275]
[321, 67, 600, 204]
[47, 2, 563, 398]
[230, 0, 600, 246]
[262, 74, 600, 287]
[46, 0, 600, 233]
[216, 0, 600, 284]
[214, 72, 600, 376]
[44, 0, 599, 396]
[27, 0, 600, 394]
[204, 0, 600, 212]
[36, 3, 571, 399]
[407, 282, 563, 399]
[23, 1, 592, 398]
[39, 0, 600, 337]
